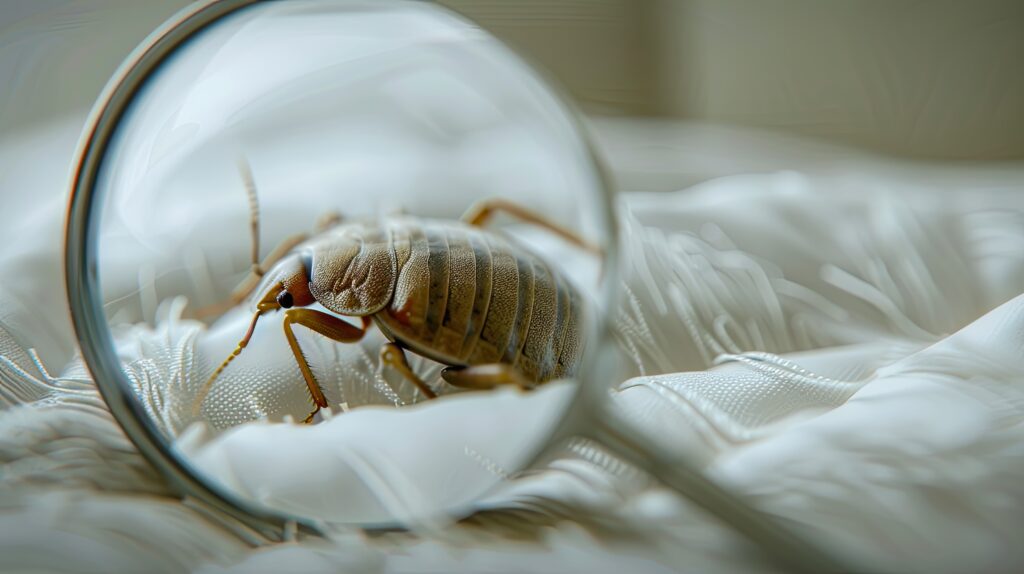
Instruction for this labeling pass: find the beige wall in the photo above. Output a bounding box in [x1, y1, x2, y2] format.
[439, 0, 659, 116]
[654, 0, 1024, 160]
[0, 1, 187, 135]
[444, 0, 1024, 160]
[3, 1, 1022, 160]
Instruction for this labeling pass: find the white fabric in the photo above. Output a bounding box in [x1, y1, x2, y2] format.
[2, 116, 1024, 572]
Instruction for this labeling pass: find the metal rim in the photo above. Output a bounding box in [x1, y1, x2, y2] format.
[64, 0, 621, 541]
[66, 0, 319, 543]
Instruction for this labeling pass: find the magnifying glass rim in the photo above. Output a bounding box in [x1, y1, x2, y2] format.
[64, 0, 621, 540]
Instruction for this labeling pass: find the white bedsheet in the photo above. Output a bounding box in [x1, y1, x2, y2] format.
[1, 117, 1023, 573]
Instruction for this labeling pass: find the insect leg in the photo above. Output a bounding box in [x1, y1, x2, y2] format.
[378, 343, 438, 400]
[440, 363, 533, 391]
[461, 198, 602, 256]
[192, 308, 269, 418]
[315, 211, 343, 232]
[282, 309, 367, 423]
[194, 232, 310, 318]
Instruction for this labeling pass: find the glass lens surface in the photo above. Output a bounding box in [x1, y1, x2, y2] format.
[90, 0, 613, 524]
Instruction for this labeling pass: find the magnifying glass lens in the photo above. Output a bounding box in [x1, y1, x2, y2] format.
[81, 0, 616, 526]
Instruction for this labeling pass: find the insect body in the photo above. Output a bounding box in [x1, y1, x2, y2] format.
[370, 218, 585, 382]
[194, 189, 594, 423]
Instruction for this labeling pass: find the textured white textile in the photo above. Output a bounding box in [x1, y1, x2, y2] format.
[2, 116, 1024, 572]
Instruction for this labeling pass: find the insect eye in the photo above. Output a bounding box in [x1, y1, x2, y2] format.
[276, 290, 294, 309]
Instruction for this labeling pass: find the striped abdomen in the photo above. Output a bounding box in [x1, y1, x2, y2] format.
[373, 219, 584, 383]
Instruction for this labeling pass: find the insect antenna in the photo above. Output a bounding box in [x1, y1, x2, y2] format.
[191, 310, 263, 418]
[190, 158, 267, 319]
[237, 156, 263, 278]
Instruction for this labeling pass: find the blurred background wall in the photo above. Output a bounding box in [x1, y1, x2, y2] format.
[2, 0, 1023, 160]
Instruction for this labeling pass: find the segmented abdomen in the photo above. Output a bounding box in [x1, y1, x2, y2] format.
[375, 220, 583, 382]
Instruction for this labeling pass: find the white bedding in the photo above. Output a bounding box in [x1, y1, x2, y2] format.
[2, 116, 1024, 573]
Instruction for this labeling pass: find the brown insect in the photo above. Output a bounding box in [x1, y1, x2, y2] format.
[192, 161, 597, 423]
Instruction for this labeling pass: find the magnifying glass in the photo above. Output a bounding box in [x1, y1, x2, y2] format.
[65, 1, 847, 571]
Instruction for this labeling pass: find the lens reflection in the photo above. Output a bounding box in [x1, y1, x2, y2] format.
[90, 0, 613, 524]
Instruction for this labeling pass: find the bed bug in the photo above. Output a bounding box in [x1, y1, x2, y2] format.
[192, 161, 598, 423]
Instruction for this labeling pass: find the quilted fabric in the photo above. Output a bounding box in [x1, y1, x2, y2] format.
[3, 166, 1024, 572]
